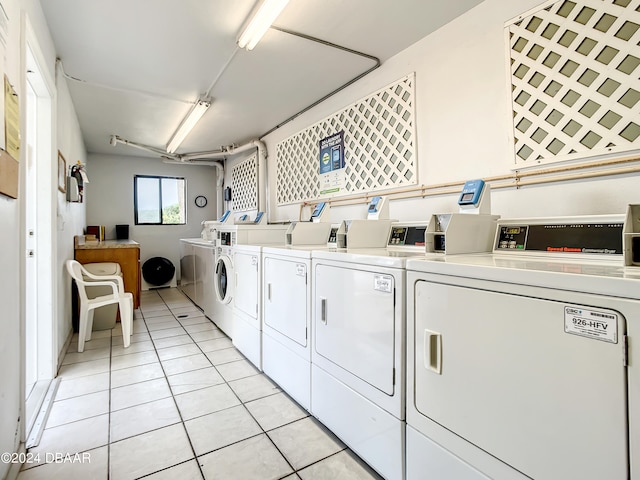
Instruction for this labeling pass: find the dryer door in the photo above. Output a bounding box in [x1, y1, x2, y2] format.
[314, 263, 396, 395]
[413, 279, 628, 480]
[263, 256, 308, 347]
[214, 255, 233, 304]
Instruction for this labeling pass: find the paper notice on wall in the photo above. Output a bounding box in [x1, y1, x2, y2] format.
[4, 75, 19, 160]
[319, 131, 345, 195]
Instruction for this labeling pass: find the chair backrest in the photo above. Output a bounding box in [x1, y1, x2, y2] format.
[66, 259, 91, 302]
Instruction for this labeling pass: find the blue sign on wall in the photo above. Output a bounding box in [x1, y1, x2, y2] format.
[319, 131, 345, 195]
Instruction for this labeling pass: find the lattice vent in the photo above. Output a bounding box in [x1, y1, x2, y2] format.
[276, 74, 417, 205]
[231, 154, 258, 212]
[507, 0, 640, 165]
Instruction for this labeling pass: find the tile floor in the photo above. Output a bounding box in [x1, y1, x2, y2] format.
[18, 288, 381, 480]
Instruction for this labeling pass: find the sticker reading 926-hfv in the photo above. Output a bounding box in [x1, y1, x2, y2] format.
[564, 306, 618, 343]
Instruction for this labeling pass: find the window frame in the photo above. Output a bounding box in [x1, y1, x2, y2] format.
[133, 174, 187, 226]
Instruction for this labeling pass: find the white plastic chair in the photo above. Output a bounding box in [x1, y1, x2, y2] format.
[66, 259, 133, 352]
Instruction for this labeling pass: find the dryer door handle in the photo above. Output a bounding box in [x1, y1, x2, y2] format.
[320, 297, 327, 324]
[267, 283, 272, 301]
[424, 329, 442, 375]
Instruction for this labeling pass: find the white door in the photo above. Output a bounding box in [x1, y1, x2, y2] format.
[24, 81, 37, 401]
[233, 251, 259, 321]
[413, 280, 628, 480]
[314, 263, 396, 395]
[263, 256, 308, 347]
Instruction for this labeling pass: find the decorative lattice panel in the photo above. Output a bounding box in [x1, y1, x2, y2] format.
[231, 154, 258, 212]
[276, 74, 417, 205]
[507, 0, 640, 165]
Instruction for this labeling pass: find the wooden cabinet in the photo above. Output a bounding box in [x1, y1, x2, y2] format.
[74, 237, 141, 308]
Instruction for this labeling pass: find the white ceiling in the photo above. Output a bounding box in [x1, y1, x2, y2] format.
[40, 0, 484, 158]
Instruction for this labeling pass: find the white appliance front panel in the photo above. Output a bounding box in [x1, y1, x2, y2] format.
[263, 332, 310, 411]
[233, 311, 261, 370]
[233, 250, 260, 322]
[406, 426, 490, 480]
[215, 303, 233, 338]
[312, 365, 404, 480]
[194, 244, 215, 311]
[263, 256, 308, 348]
[202, 246, 217, 319]
[411, 276, 629, 480]
[313, 262, 398, 397]
[179, 240, 196, 302]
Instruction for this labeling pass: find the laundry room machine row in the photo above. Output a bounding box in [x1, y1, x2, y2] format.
[405, 213, 640, 480]
[179, 211, 234, 319]
[309, 202, 429, 480]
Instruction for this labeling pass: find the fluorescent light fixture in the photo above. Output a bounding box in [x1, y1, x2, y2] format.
[237, 0, 290, 51]
[166, 98, 211, 153]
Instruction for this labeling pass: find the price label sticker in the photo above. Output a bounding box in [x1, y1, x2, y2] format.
[564, 306, 618, 343]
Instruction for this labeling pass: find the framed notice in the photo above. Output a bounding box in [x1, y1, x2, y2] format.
[0, 148, 18, 198]
[319, 131, 345, 195]
[58, 151, 66, 193]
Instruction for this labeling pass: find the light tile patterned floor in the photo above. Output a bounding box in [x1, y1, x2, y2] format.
[18, 288, 381, 480]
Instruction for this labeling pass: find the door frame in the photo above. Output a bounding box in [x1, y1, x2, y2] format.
[20, 15, 57, 443]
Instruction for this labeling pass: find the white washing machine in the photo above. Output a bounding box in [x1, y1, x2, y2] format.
[182, 211, 233, 321]
[216, 219, 289, 346]
[260, 220, 337, 410]
[310, 221, 427, 480]
[179, 238, 216, 315]
[214, 239, 234, 337]
[406, 215, 640, 480]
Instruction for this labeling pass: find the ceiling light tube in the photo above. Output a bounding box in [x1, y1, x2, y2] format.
[166, 98, 211, 153]
[237, 0, 290, 51]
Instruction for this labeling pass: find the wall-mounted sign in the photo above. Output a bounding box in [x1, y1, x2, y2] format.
[319, 130, 345, 195]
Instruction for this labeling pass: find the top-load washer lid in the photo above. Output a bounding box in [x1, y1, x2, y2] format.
[82, 262, 121, 276]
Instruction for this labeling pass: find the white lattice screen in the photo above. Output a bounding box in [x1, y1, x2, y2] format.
[231, 154, 258, 212]
[276, 74, 417, 205]
[507, 0, 640, 166]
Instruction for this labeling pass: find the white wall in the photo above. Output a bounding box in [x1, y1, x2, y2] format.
[55, 69, 87, 361]
[0, 0, 87, 477]
[86, 154, 218, 285]
[263, 0, 640, 224]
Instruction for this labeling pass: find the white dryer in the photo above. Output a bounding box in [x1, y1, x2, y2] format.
[232, 243, 263, 368]
[217, 220, 289, 353]
[260, 221, 337, 410]
[310, 222, 427, 480]
[406, 215, 640, 480]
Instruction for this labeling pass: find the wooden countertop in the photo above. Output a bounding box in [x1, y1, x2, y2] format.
[75, 236, 140, 249]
